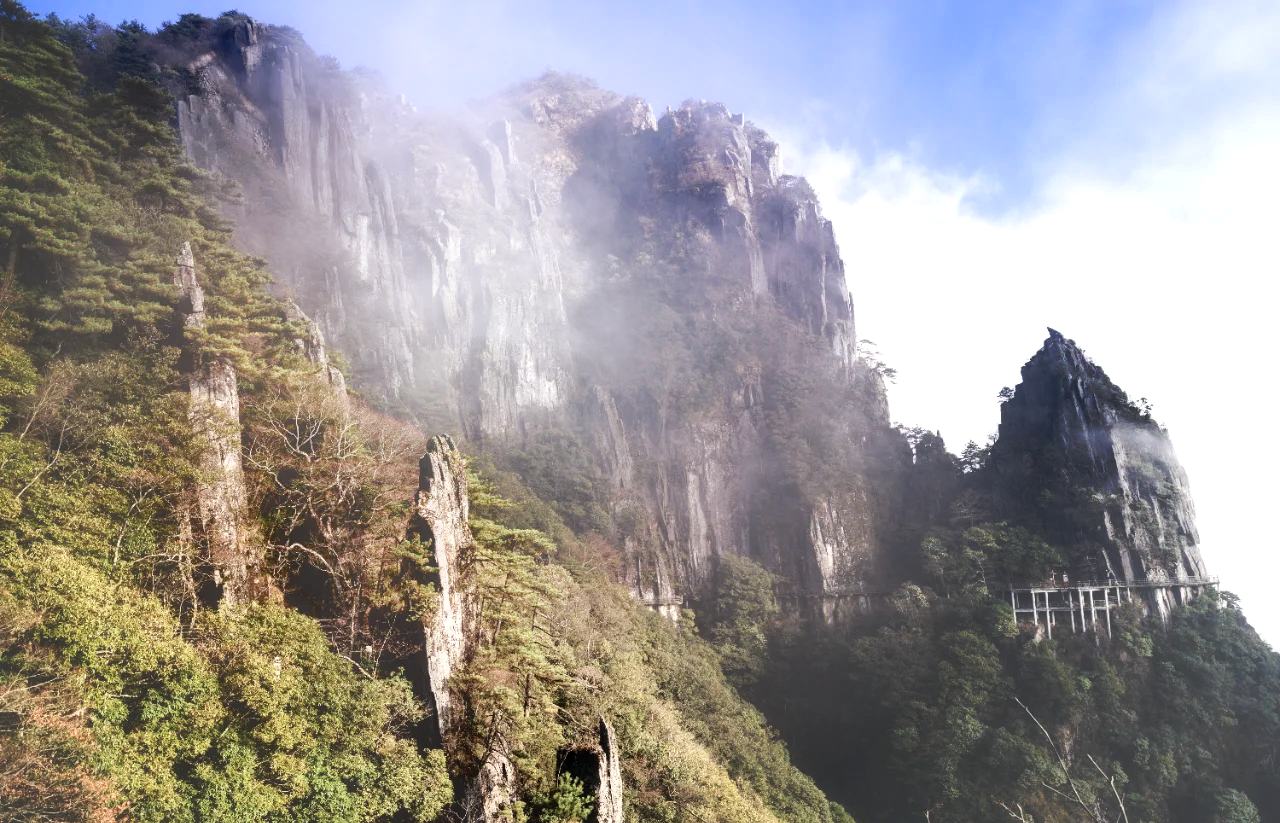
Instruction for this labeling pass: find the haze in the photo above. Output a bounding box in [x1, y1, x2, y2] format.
[28, 0, 1279, 641]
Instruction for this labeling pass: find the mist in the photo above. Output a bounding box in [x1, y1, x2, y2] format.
[27, 0, 1274, 639]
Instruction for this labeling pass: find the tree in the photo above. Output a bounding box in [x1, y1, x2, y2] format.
[958, 441, 988, 474]
[243, 374, 422, 664]
[706, 554, 778, 689]
[857, 339, 897, 382]
[1213, 790, 1260, 823]
[535, 773, 595, 823]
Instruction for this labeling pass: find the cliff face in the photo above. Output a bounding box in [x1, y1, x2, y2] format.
[166, 21, 902, 607]
[990, 330, 1207, 602]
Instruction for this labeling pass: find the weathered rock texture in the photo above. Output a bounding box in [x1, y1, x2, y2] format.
[558, 716, 625, 823]
[283, 299, 347, 396]
[405, 435, 535, 816]
[466, 748, 517, 823]
[407, 435, 471, 744]
[173, 242, 262, 605]
[990, 329, 1207, 615]
[166, 23, 904, 610]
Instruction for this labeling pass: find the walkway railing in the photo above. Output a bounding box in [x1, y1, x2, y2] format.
[997, 576, 1218, 591]
[638, 595, 684, 608]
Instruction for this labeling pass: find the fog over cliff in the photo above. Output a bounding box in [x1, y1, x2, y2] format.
[109, 12, 1218, 631]
[23, 0, 1272, 633]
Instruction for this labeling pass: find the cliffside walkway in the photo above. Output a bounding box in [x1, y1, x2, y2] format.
[638, 595, 684, 608]
[1003, 577, 1218, 638]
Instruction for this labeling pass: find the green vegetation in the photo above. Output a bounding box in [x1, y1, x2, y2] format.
[0, 6, 450, 819]
[0, 7, 846, 821]
[531, 773, 594, 823]
[5, 5, 1276, 823]
[462, 467, 839, 823]
[749, 583, 1280, 822]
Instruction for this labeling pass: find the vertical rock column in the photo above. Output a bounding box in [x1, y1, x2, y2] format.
[174, 242, 262, 606]
[283, 299, 348, 396]
[409, 434, 471, 742]
[411, 436, 537, 821]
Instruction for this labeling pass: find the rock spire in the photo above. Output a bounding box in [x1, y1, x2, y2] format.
[173, 243, 262, 606]
[990, 329, 1207, 615]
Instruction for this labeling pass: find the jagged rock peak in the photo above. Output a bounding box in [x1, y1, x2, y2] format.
[503, 71, 620, 132]
[220, 16, 267, 76]
[1011, 328, 1144, 427]
[992, 330, 1206, 612]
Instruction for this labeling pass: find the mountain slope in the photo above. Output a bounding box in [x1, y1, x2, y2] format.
[5, 6, 1278, 823]
[0, 6, 849, 822]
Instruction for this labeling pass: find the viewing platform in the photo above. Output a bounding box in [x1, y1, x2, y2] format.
[1002, 577, 1218, 638]
[638, 595, 684, 608]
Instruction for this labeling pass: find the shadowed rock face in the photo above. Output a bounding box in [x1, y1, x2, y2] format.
[166, 24, 904, 609]
[990, 330, 1206, 611]
[558, 717, 625, 823]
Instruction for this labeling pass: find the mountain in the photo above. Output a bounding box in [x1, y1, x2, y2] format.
[989, 329, 1208, 612]
[2, 6, 1277, 823]
[163, 15, 901, 613]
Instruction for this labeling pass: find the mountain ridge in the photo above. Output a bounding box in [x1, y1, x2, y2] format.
[4, 7, 1275, 823]
[160, 14, 900, 611]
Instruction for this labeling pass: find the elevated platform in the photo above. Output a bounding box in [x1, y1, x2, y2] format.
[638, 595, 684, 608]
[1003, 577, 1218, 637]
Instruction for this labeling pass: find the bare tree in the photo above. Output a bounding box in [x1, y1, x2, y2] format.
[995, 697, 1129, 823]
[243, 375, 424, 665]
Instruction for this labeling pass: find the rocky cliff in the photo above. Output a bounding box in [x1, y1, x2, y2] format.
[989, 329, 1207, 612]
[164, 19, 902, 610]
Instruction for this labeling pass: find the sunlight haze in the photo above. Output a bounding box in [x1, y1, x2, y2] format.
[27, 0, 1278, 639]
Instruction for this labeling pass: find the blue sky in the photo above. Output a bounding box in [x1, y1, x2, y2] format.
[23, 0, 1280, 641]
[31, 0, 1162, 212]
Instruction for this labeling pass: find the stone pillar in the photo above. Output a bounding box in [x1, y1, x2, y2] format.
[408, 435, 471, 745]
[174, 243, 262, 606]
[558, 716, 625, 823]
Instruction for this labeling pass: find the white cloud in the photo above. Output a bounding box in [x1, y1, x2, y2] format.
[775, 0, 1280, 642]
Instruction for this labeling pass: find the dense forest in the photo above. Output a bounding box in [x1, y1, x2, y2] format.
[1, 4, 1278, 822]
